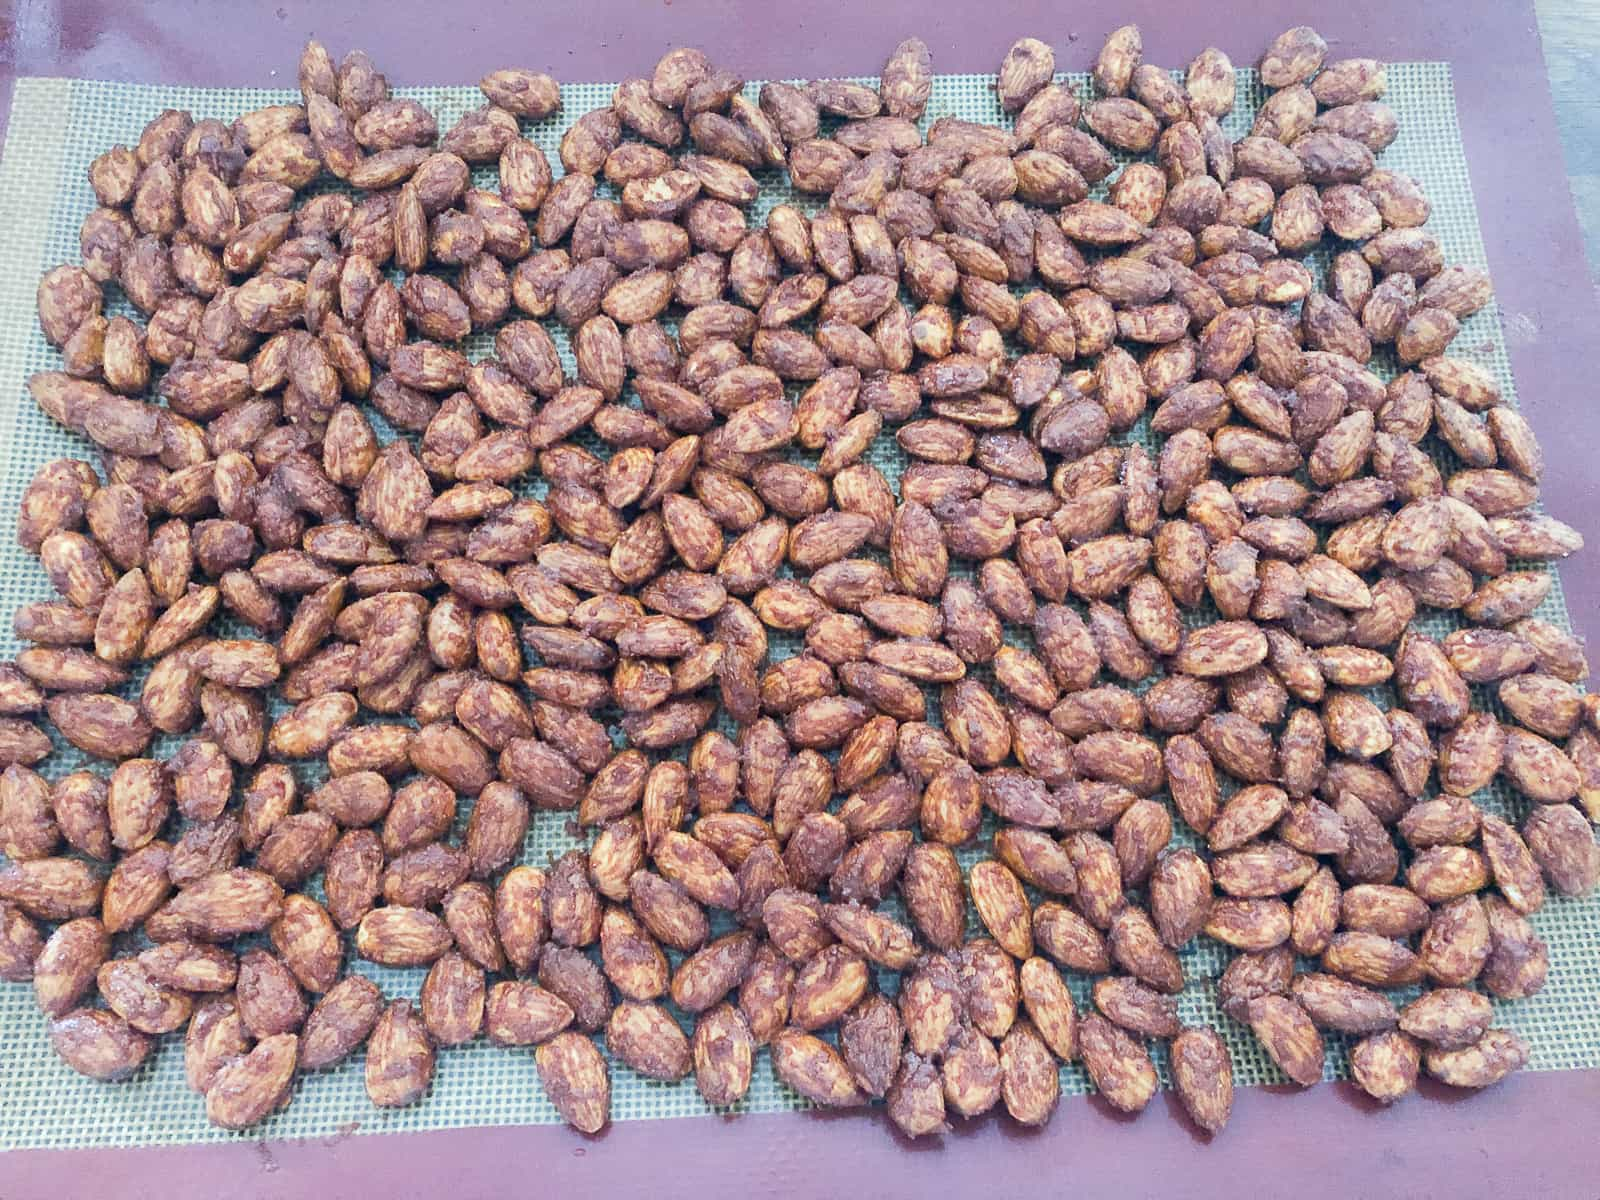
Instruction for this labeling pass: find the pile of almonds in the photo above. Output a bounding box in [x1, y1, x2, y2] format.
[1, 22, 1597, 1139]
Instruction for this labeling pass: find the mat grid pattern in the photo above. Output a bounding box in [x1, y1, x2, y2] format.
[0, 62, 1593, 1149]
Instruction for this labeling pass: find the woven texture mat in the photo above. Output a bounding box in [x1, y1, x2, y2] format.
[0, 61, 1595, 1151]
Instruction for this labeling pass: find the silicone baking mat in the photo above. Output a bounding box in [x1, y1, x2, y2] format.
[0, 60, 1594, 1149]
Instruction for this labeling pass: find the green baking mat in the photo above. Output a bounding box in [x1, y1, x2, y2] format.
[0, 60, 1594, 1150]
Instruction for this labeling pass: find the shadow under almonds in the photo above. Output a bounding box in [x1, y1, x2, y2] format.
[1160, 1089, 1218, 1146]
